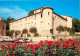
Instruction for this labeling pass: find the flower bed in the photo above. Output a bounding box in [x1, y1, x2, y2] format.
[0, 38, 80, 56]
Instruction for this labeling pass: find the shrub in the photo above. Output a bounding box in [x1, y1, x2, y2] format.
[56, 26, 64, 33]
[27, 33, 31, 37]
[10, 30, 15, 37]
[15, 30, 20, 36]
[6, 30, 10, 36]
[29, 27, 37, 33]
[29, 27, 37, 36]
[35, 32, 39, 37]
[22, 29, 28, 34]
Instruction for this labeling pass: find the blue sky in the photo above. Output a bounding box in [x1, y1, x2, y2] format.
[0, 0, 79, 20]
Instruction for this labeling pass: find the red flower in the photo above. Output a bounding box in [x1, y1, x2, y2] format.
[24, 40, 28, 43]
[8, 54, 10, 56]
[46, 48, 48, 52]
[40, 40, 43, 43]
[56, 50, 59, 54]
[12, 46, 15, 49]
[8, 44, 10, 47]
[63, 43, 66, 46]
[14, 43, 17, 46]
[31, 50, 34, 54]
[2, 46, 7, 50]
[66, 44, 70, 49]
[60, 38, 62, 41]
[69, 39, 72, 41]
[48, 53, 49, 55]
[18, 42, 22, 45]
[12, 54, 15, 56]
[24, 46, 28, 51]
[1, 44, 5, 47]
[42, 52, 44, 55]
[73, 46, 77, 49]
[59, 45, 62, 48]
[78, 50, 80, 53]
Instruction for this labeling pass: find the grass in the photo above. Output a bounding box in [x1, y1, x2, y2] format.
[70, 34, 80, 36]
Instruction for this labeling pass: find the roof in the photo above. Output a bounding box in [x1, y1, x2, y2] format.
[61, 15, 72, 18]
[33, 6, 53, 11]
[10, 12, 41, 23]
[53, 12, 67, 21]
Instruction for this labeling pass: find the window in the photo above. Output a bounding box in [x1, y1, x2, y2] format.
[41, 14, 42, 18]
[55, 16, 56, 18]
[48, 12, 49, 15]
[41, 21, 43, 23]
[35, 15, 36, 19]
[34, 23, 36, 26]
[48, 23, 49, 25]
[58, 17, 59, 19]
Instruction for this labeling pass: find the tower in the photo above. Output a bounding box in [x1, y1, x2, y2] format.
[42, 6, 53, 36]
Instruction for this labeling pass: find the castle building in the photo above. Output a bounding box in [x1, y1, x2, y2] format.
[10, 6, 72, 37]
[0, 17, 6, 36]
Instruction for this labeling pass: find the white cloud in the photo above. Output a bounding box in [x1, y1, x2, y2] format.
[0, 6, 28, 19]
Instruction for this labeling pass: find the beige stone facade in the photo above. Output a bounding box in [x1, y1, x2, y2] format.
[9, 6, 72, 37]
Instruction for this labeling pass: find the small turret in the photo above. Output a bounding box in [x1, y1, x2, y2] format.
[0, 17, 2, 21]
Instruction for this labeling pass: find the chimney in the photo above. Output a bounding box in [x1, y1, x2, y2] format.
[0, 17, 2, 21]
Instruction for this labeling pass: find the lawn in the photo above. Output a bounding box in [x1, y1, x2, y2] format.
[70, 34, 80, 36]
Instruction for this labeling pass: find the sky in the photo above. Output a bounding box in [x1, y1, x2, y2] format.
[0, 0, 80, 20]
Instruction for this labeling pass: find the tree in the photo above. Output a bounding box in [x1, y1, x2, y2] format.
[22, 29, 28, 34]
[56, 26, 64, 33]
[22, 29, 28, 38]
[72, 18, 80, 32]
[70, 27, 75, 34]
[35, 32, 39, 37]
[6, 30, 10, 36]
[29, 27, 37, 36]
[9, 30, 15, 39]
[2, 16, 15, 30]
[15, 30, 20, 36]
[28, 10, 34, 16]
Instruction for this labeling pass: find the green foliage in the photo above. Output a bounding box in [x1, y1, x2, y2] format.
[15, 30, 21, 36]
[29, 27, 37, 33]
[28, 10, 34, 16]
[10, 30, 15, 37]
[70, 27, 75, 34]
[6, 30, 10, 36]
[27, 33, 31, 37]
[2, 16, 15, 30]
[56, 26, 64, 33]
[70, 34, 80, 36]
[22, 29, 28, 34]
[72, 18, 80, 32]
[35, 32, 39, 37]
